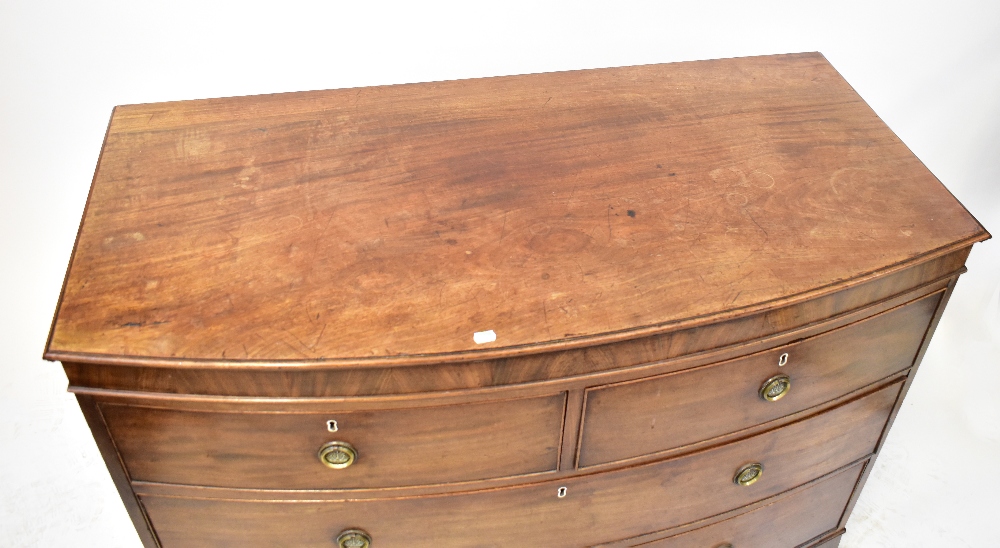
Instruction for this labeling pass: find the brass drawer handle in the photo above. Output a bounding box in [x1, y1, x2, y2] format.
[337, 529, 372, 548]
[318, 441, 358, 469]
[733, 462, 763, 486]
[759, 374, 791, 401]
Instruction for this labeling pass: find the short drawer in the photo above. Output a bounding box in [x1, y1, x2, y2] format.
[633, 460, 864, 547]
[140, 382, 900, 547]
[578, 291, 939, 467]
[100, 393, 565, 489]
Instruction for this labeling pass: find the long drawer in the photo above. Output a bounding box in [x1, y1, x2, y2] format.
[632, 460, 865, 547]
[578, 292, 938, 467]
[140, 382, 901, 547]
[100, 393, 565, 489]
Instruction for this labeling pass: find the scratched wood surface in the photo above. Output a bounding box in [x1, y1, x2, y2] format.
[45, 52, 987, 364]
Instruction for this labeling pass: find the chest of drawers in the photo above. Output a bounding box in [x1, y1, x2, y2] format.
[45, 52, 988, 547]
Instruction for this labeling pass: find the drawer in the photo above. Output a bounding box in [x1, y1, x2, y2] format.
[100, 393, 565, 489]
[633, 460, 864, 547]
[140, 382, 900, 547]
[578, 291, 938, 467]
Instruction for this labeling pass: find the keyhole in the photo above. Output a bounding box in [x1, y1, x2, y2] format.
[327, 420, 339, 432]
[778, 353, 788, 367]
[557, 486, 567, 498]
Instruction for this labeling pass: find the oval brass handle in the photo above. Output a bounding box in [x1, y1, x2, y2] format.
[318, 441, 358, 469]
[336, 529, 372, 548]
[759, 374, 791, 401]
[734, 462, 763, 486]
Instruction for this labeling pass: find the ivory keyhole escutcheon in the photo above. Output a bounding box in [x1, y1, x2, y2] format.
[778, 352, 789, 366]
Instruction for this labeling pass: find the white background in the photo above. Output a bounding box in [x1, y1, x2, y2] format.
[1, 1, 997, 546]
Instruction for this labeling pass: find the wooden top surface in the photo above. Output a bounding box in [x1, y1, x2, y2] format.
[46, 52, 988, 367]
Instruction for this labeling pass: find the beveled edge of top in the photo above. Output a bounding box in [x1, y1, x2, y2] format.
[43, 233, 987, 369]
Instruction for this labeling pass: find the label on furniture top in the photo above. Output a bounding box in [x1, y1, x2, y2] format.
[45, 53, 988, 366]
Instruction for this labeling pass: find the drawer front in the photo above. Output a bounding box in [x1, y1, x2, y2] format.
[579, 292, 938, 467]
[635, 460, 864, 547]
[141, 382, 900, 547]
[101, 393, 565, 489]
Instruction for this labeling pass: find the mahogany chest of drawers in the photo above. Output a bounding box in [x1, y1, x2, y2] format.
[45, 53, 989, 547]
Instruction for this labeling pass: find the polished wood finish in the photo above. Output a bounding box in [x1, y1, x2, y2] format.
[74, 395, 160, 548]
[45, 54, 988, 546]
[833, 273, 966, 542]
[100, 393, 565, 489]
[45, 53, 986, 367]
[139, 384, 897, 547]
[61, 253, 962, 398]
[635, 461, 864, 547]
[579, 291, 939, 467]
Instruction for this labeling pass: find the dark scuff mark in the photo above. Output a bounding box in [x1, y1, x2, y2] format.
[668, 172, 677, 176]
[311, 323, 328, 349]
[656, 164, 662, 169]
[121, 322, 143, 327]
[745, 210, 769, 239]
[627, 210, 636, 218]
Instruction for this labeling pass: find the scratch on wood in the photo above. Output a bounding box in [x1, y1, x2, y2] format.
[500, 212, 507, 242]
[311, 323, 328, 349]
[739, 251, 757, 267]
[745, 210, 769, 239]
[279, 338, 309, 358]
[282, 329, 311, 355]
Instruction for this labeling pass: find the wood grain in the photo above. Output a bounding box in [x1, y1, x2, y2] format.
[44, 55, 989, 546]
[138, 382, 899, 547]
[633, 461, 864, 547]
[45, 53, 988, 366]
[74, 395, 161, 548]
[578, 290, 940, 467]
[834, 272, 965, 540]
[61, 251, 962, 397]
[100, 393, 564, 489]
